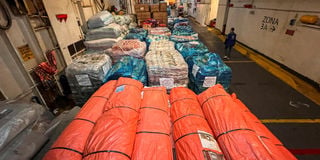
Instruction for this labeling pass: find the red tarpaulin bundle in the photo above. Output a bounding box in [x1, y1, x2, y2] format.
[170, 87, 224, 160]
[132, 87, 173, 160]
[83, 77, 143, 160]
[43, 80, 117, 160]
[198, 84, 296, 160]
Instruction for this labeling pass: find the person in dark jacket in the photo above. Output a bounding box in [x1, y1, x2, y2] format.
[224, 27, 236, 60]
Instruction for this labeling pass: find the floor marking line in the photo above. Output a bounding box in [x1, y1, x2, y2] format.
[260, 119, 320, 123]
[207, 27, 320, 105]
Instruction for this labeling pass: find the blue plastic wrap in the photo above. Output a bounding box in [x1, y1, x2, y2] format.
[170, 33, 199, 42]
[187, 53, 232, 94]
[124, 33, 145, 41]
[129, 28, 148, 37]
[175, 41, 209, 58]
[173, 18, 189, 25]
[172, 26, 194, 36]
[124, 28, 148, 41]
[146, 34, 170, 46]
[103, 56, 147, 85]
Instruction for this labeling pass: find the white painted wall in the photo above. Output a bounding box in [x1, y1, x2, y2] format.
[217, 0, 320, 84]
[43, 0, 83, 65]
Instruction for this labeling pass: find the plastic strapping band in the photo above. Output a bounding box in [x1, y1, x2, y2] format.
[259, 136, 270, 139]
[172, 114, 205, 125]
[175, 132, 212, 143]
[171, 97, 197, 104]
[91, 96, 109, 101]
[49, 147, 82, 155]
[83, 150, 130, 159]
[136, 131, 170, 136]
[216, 128, 256, 139]
[201, 94, 228, 107]
[140, 107, 167, 113]
[73, 118, 95, 125]
[104, 106, 138, 113]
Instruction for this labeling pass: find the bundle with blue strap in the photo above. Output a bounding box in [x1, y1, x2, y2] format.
[187, 53, 232, 94]
[103, 56, 147, 85]
[175, 41, 209, 59]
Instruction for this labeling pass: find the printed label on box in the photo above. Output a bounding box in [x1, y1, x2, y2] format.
[75, 74, 92, 86]
[159, 78, 174, 89]
[192, 64, 200, 77]
[203, 76, 217, 88]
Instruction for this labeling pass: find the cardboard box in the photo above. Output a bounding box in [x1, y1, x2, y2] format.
[153, 12, 167, 19]
[135, 4, 150, 12]
[150, 4, 159, 12]
[153, 12, 168, 24]
[159, 3, 167, 12]
[137, 12, 151, 20]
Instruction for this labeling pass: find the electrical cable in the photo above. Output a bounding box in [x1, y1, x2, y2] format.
[0, 1, 12, 30]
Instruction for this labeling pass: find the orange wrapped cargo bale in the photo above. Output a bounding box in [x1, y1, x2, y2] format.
[170, 87, 223, 160]
[132, 87, 173, 160]
[83, 77, 143, 160]
[43, 80, 117, 160]
[198, 84, 296, 160]
[231, 94, 297, 160]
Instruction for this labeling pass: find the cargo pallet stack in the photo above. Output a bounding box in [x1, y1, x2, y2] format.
[135, 2, 168, 26]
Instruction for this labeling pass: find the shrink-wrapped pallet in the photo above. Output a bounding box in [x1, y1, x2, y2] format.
[187, 53, 232, 93]
[104, 56, 147, 85]
[146, 34, 169, 45]
[148, 27, 171, 36]
[124, 28, 148, 41]
[110, 39, 147, 63]
[145, 49, 188, 90]
[66, 54, 112, 106]
[113, 15, 132, 25]
[85, 23, 122, 40]
[170, 33, 199, 42]
[84, 36, 123, 51]
[0, 103, 44, 151]
[149, 40, 175, 51]
[87, 11, 114, 29]
[175, 41, 209, 59]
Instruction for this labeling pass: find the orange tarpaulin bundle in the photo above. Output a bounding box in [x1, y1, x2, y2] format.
[231, 94, 297, 160]
[83, 77, 143, 160]
[43, 80, 117, 160]
[132, 87, 173, 160]
[170, 87, 224, 160]
[198, 84, 296, 160]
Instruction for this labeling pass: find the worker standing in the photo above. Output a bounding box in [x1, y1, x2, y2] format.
[224, 27, 236, 60]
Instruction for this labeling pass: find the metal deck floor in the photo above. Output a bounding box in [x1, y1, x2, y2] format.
[190, 19, 320, 159]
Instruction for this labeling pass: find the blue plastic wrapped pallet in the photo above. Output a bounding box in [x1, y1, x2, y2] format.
[188, 53, 232, 94]
[103, 56, 147, 85]
[124, 28, 148, 41]
[172, 26, 194, 36]
[146, 34, 170, 46]
[175, 41, 209, 58]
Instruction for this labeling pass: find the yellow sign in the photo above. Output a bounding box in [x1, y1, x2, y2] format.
[17, 45, 34, 61]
